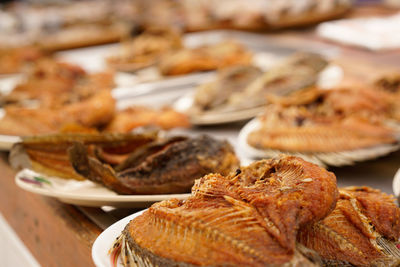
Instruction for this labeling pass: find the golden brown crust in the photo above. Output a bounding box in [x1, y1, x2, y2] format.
[248, 87, 399, 153]
[158, 41, 253, 76]
[123, 155, 338, 265]
[105, 106, 190, 133]
[69, 135, 239, 194]
[298, 186, 400, 266]
[0, 46, 43, 74]
[0, 90, 115, 136]
[107, 26, 183, 72]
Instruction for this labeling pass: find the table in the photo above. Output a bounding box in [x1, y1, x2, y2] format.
[0, 3, 399, 267]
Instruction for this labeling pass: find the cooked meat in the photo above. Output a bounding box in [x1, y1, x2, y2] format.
[111, 155, 338, 266]
[193, 65, 262, 112]
[10, 131, 158, 180]
[0, 90, 116, 136]
[247, 86, 399, 153]
[2, 58, 114, 108]
[248, 106, 398, 153]
[0, 46, 42, 74]
[69, 135, 239, 194]
[107, 26, 183, 72]
[298, 187, 400, 266]
[105, 106, 190, 133]
[191, 52, 328, 114]
[158, 41, 253, 76]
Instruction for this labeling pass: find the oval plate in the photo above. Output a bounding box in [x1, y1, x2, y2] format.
[239, 117, 400, 167]
[92, 210, 145, 267]
[15, 169, 190, 208]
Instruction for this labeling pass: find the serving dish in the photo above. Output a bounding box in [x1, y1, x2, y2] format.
[92, 210, 145, 267]
[15, 169, 190, 208]
[393, 168, 400, 197]
[239, 117, 400, 167]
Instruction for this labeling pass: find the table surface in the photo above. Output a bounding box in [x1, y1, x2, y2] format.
[1, 3, 400, 267]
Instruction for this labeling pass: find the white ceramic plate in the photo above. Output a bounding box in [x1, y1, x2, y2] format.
[392, 168, 400, 197]
[239, 117, 400, 167]
[15, 169, 190, 208]
[92, 210, 145, 267]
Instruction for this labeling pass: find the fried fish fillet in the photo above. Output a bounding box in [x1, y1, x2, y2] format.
[111, 155, 338, 266]
[298, 187, 400, 267]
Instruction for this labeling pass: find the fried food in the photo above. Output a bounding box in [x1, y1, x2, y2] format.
[107, 26, 183, 72]
[0, 46, 42, 74]
[298, 187, 400, 266]
[2, 58, 114, 108]
[105, 106, 190, 133]
[69, 135, 239, 194]
[0, 90, 116, 136]
[111, 155, 338, 266]
[193, 65, 262, 112]
[248, 106, 398, 153]
[158, 41, 253, 76]
[248, 87, 399, 153]
[10, 131, 158, 180]
[192, 52, 327, 114]
[374, 74, 400, 122]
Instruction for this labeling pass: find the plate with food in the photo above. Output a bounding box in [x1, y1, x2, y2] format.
[15, 170, 189, 208]
[11, 131, 239, 207]
[92, 155, 400, 267]
[92, 210, 144, 267]
[0, 56, 194, 150]
[392, 168, 400, 198]
[238, 84, 400, 167]
[174, 52, 343, 125]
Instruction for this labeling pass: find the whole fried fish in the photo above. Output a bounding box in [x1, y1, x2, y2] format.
[247, 86, 400, 154]
[191, 52, 328, 115]
[298, 187, 400, 266]
[248, 105, 398, 153]
[111, 155, 338, 266]
[10, 132, 158, 180]
[69, 135, 239, 194]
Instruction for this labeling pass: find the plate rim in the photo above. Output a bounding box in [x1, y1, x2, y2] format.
[92, 210, 146, 267]
[238, 117, 400, 167]
[15, 170, 191, 204]
[392, 168, 400, 197]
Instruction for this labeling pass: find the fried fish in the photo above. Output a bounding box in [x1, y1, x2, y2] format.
[298, 187, 400, 266]
[111, 155, 338, 266]
[69, 135, 239, 194]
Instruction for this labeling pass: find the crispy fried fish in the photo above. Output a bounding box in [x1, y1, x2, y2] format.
[10, 132, 158, 180]
[0, 89, 116, 136]
[248, 87, 400, 154]
[111, 155, 338, 266]
[191, 52, 328, 115]
[69, 135, 239, 194]
[298, 187, 400, 267]
[158, 41, 253, 76]
[107, 26, 183, 72]
[248, 106, 398, 153]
